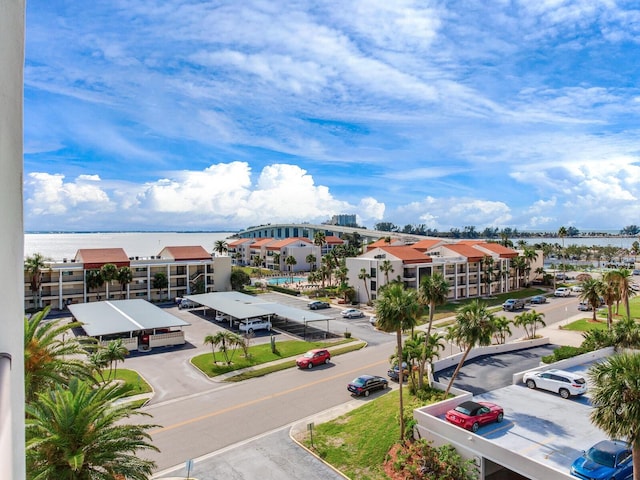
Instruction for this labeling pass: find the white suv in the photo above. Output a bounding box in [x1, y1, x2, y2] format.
[522, 369, 587, 399]
[239, 318, 272, 334]
[554, 287, 571, 297]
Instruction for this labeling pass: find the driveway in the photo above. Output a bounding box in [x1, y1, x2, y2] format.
[433, 345, 559, 394]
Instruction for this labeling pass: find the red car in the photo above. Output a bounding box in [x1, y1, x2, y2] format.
[296, 349, 331, 369]
[445, 400, 504, 432]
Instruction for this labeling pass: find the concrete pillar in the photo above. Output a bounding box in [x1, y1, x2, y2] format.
[0, 1, 26, 479]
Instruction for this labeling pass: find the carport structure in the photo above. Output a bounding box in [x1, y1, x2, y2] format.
[184, 292, 334, 339]
[68, 299, 190, 352]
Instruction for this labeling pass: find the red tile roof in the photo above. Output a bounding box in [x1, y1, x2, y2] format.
[473, 242, 519, 258]
[74, 248, 130, 269]
[378, 246, 431, 264]
[250, 238, 275, 248]
[227, 238, 252, 247]
[411, 239, 443, 252]
[440, 244, 486, 262]
[266, 237, 312, 250]
[324, 235, 344, 245]
[159, 246, 211, 261]
[366, 238, 404, 251]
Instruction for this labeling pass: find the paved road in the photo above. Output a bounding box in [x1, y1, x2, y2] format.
[138, 291, 586, 479]
[142, 340, 395, 472]
[154, 425, 346, 480]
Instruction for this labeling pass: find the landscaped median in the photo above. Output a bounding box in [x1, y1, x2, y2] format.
[190, 338, 366, 381]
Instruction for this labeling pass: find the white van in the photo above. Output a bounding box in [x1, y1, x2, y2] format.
[239, 318, 272, 334]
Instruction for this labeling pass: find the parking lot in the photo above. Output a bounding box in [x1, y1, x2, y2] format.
[436, 362, 606, 476]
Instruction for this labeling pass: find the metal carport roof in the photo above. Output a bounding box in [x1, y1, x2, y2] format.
[68, 299, 190, 337]
[185, 292, 332, 322]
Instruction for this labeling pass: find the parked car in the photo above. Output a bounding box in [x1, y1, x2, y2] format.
[571, 285, 584, 293]
[215, 312, 229, 322]
[523, 369, 587, 399]
[577, 301, 593, 311]
[347, 374, 389, 397]
[530, 295, 547, 304]
[387, 362, 409, 382]
[341, 308, 364, 319]
[296, 349, 331, 369]
[445, 400, 504, 433]
[502, 298, 526, 311]
[554, 287, 571, 297]
[308, 300, 330, 310]
[570, 439, 633, 480]
[179, 298, 199, 309]
[238, 318, 272, 334]
[369, 315, 377, 326]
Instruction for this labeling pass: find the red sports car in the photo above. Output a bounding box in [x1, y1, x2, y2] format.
[295, 349, 331, 369]
[445, 400, 504, 432]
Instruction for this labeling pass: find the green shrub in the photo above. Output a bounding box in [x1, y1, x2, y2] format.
[266, 284, 300, 296]
[542, 345, 587, 364]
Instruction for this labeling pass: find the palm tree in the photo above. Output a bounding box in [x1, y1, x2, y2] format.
[606, 268, 634, 320]
[419, 273, 450, 339]
[601, 278, 618, 330]
[375, 283, 422, 441]
[205, 331, 243, 365]
[214, 239, 228, 256]
[101, 338, 129, 381]
[25, 252, 48, 308]
[511, 256, 527, 289]
[306, 253, 317, 272]
[613, 316, 640, 349]
[491, 316, 512, 344]
[444, 300, 497, 398]
[26, 378, 159, 480]
[24, 307, 95, 403]
[580, 279, 605, 321]
[85, 269, 105, 301]
[379, 259, 394, 285]
[285, 255, 297, 281]
[272, 252, 281, 271]
[404, 331, 445, 389]
[480, 255, 495, 296]
[117, 266, 133, 299]
[513, 310, 546, 339]
[358, 267, 371, 304]
[558, 226, 567, 279]
[313, 231, 326, 252]
[153, 272, 168, 299]
[589, 352, 640, 480]
[100, 263, 118, 300]
[204, 333, 219, 363]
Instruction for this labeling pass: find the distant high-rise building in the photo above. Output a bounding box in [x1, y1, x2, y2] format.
[329, 214, 357, 227]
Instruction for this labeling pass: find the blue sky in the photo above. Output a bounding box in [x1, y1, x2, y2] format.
[23, 1, 640, 233]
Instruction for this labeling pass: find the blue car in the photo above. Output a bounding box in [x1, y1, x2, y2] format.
[570, 440, 633, 480]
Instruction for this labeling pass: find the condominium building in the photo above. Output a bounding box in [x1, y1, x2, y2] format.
[346, 241, 542, 304]
[25, 245, 232, 311]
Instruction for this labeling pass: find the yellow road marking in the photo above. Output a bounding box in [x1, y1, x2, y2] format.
[150, 358, 387, 435]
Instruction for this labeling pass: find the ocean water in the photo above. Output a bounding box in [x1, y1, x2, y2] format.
[24, 232, 236, 261]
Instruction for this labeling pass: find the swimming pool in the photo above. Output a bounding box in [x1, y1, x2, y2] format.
[267, 276, 306, 285]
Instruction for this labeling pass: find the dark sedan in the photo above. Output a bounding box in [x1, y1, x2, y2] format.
[347, 375, 389, 397]
[530, 295, 547, 304]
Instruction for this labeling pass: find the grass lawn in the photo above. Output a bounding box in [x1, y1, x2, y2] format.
[430, 288, 547, 322]
[111, 368, 153, 396]
[300, 387, 439, 480]
[561, 318, 609, 332]
[192, 338, 356, 378]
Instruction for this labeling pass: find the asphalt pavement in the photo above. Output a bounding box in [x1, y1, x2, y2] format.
[148, 293, 588, 480]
